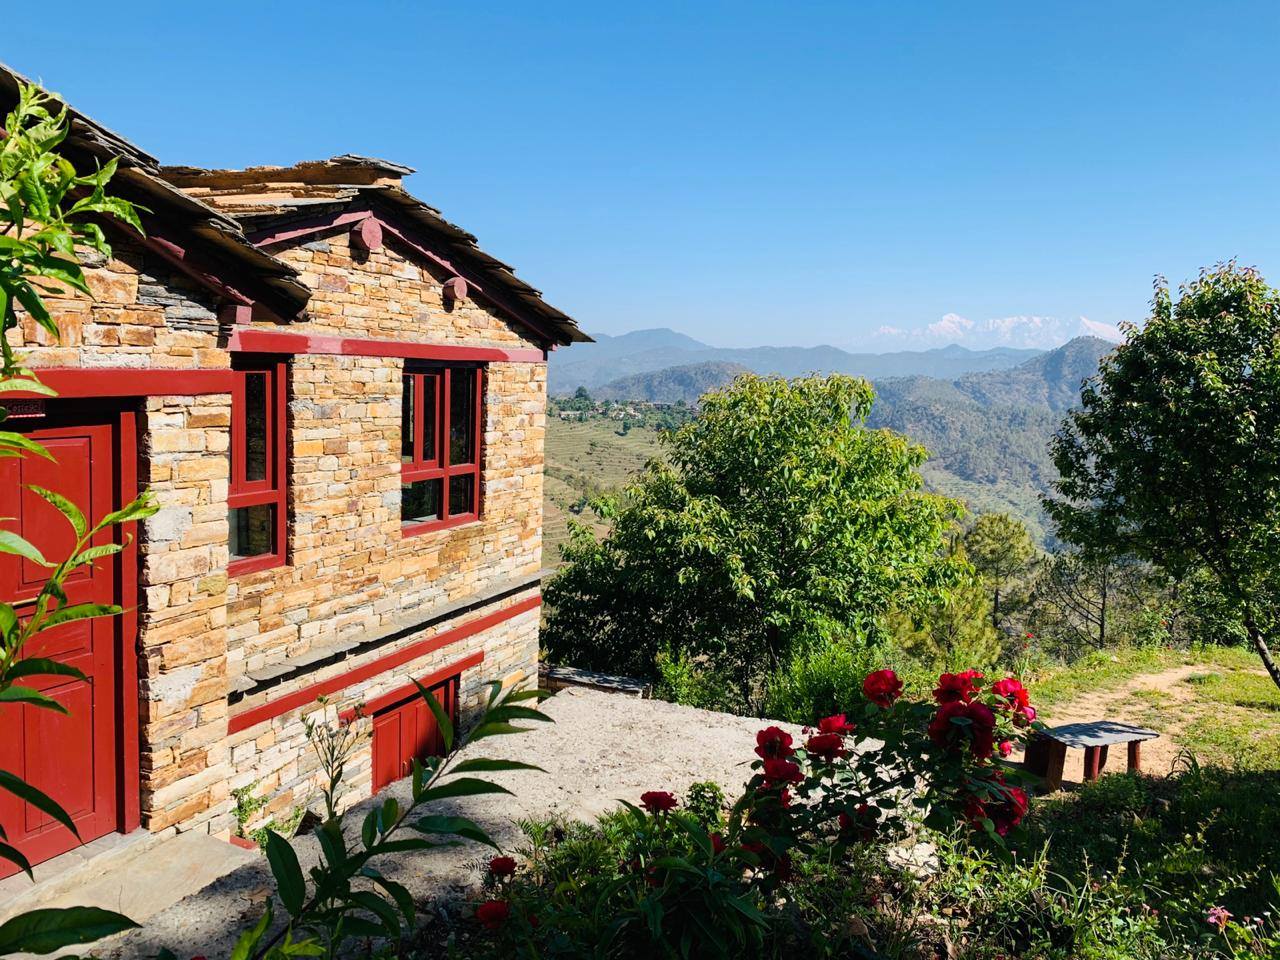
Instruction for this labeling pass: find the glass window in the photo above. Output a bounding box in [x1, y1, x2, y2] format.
[402, 478, 443, 525]
[229, 358, 287, 574]
[401, 364, 482, 532]
[449, 369, 475, 466]
[230, 504, 275, 559]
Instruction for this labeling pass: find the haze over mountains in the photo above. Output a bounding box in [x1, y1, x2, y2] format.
[549, 328, 1042, 394]
[550, 328, 1117, 543]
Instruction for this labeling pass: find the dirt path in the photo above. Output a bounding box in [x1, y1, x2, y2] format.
[1020, 664, 1210, 786]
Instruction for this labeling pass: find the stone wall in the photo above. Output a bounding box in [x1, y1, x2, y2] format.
[5, 216, 551, 838]
[225, 599, 540, 834]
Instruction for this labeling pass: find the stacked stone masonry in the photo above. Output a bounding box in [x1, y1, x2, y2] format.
[9, 219, 549, 839]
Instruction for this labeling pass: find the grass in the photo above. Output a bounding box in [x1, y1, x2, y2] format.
[1028, 644, 1260, 708]
[543, 416, 664, 567]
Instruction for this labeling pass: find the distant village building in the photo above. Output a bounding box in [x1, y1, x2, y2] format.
[0, 66, 587, 875]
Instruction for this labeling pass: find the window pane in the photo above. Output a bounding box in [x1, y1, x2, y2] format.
[402, 478, 442, 524]
[423, 374, 437, 463]
[449, 370, 476, 465]
[230, 504, 275, 559]
[448, 473, 475, 517]
[244, 371, 269, 482]
[401, 375, 415, 464]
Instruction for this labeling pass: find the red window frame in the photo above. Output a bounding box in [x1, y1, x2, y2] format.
[228, 356, 288, 575]
[401, 364, 483, 535]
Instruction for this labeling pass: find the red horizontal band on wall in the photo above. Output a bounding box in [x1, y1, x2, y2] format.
[338, 650, 485, 724]
[228, 328, 546, 363]
[5, 368, 234, 399]
[227, 593, 542, 734]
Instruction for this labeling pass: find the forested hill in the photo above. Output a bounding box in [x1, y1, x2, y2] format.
[552, 336, 1117, 544]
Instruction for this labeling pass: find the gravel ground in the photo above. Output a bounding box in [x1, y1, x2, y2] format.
[104, 687, 798, 958]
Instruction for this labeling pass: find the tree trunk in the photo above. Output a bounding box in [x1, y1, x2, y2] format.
[1244, 615, 1280, 692]
[992, 587, 1000, 630]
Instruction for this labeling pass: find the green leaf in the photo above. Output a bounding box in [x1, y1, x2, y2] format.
[229, 901, 273, 960]
[264, 830, 306, 917]
[482, 704, 553, 725]
[0, 687, 69, 714]
[416, 778, 513, 804]
[5, 658, 87, 683]
[41, 603, 122, 629]
[0, 530, 50, 567]
[465, 721, 533, 743]
[0, 379, 55, 398]
[348, 890, 400, 938]
[26, 485, 86, 537]
[0, 770, 78, 838]
[451, 757, 545, 774]
[0, 429, 55, 458]
[362, 871, 415, 929]
[413, 814, 498, 849]
[414, 680, 454, 753]
[0, 839, 33, 879]
[0, 906, 138, 955]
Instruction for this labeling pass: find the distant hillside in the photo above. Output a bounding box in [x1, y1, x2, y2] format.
[550, 327, 1043, 393]
[956, 336, 1115, 411]
[549, 337, 1117, 545]
[594, 361, 749, 404]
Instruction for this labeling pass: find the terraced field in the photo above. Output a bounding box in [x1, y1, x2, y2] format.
[542, 417, 663, 567]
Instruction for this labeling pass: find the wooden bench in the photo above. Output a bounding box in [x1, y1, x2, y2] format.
[1024, 721, 1159, 791]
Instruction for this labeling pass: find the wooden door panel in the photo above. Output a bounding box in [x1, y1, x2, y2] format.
[371, 712, 403, 794]
[370, 676, 458, 794]
[0, 419, 120, 878]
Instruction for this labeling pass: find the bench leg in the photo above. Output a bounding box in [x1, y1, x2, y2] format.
[1127, 740, 1141, 772]
[1044, 741, 1068, 791]
[1083, 746, 1102, 781]
[1098, 745, 1109, 774]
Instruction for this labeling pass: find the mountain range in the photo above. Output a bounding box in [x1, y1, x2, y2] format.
[553, 331, 1117, 543]
[549, 328, 1043, 394]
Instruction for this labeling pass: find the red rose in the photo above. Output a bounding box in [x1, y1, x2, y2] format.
[711, 832, 726, 855]
[929, 701, 996, 758]
[999, 740, 1013, 757]
[772, 852, 793, 882]
[817, 713, 856, 735]
[992, 677, 1030, 708]
[839, 804, 877, 841]
[761, 757, 803, 784]
[862, 669, 903, 708]
[1015, 704, 1037, 727]
[805, 732, 847, 762]
[488, 855, 517, 878]
[640, 790, 678, 814]
[934, 670, 983, 704]
[476, 899, 510, 931]
[987, 784, 1029, 836]
[755, 726, 795, 760]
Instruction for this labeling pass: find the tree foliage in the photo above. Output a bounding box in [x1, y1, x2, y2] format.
[963, 513, 1036, 631]
[1047, 263, 1280, 688]
[544, 373, 964, 706]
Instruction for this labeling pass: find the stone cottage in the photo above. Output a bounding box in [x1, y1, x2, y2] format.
[0, 66, 587, 876]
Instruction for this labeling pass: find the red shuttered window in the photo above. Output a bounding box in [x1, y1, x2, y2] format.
[401, 365, 483, 534]
[229, 356, 288, 575]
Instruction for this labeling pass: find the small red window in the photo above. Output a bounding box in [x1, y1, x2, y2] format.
[401, 365, 482, 534]
[229, 356, 287, 575]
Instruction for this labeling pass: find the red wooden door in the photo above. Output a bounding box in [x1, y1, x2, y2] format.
[0, 421, 120, 877]
[370, 676, 457, 793]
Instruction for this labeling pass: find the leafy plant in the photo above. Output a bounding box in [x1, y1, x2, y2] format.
[231, 680, 550, 960]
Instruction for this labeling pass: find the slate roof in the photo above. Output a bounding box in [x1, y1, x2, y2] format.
[0, 63, 311, 319]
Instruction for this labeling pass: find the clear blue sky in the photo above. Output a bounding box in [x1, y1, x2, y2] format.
[6, 1, 1278, 348]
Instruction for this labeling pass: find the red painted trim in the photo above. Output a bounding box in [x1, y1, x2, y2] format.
[227, 357, 289, 576]
[5, 369, 234, 400]
[115, 407, 141, 836]
[226, 594, 541, 733]
[339, 650, 484, 724]
[228, 834, 258, 850]
[246, 206, 560, 346]
[228, 328, 545, 363]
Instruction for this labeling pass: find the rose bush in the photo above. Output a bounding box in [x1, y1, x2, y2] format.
[461, 667, 1041, 958]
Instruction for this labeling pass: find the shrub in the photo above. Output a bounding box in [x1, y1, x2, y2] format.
[763, 639, 884, 723]
[456, 667, 1042, 958]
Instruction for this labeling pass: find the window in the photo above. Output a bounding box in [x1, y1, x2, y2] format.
[401, 364, 482, 532]
[229, 356, 287, 574]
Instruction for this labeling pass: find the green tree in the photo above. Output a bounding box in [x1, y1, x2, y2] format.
[544, 373, 964, 710]
[963, 513, 1035, 631]
[891, 542, 1001, 669]
[1047, 263, 1280, 689]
